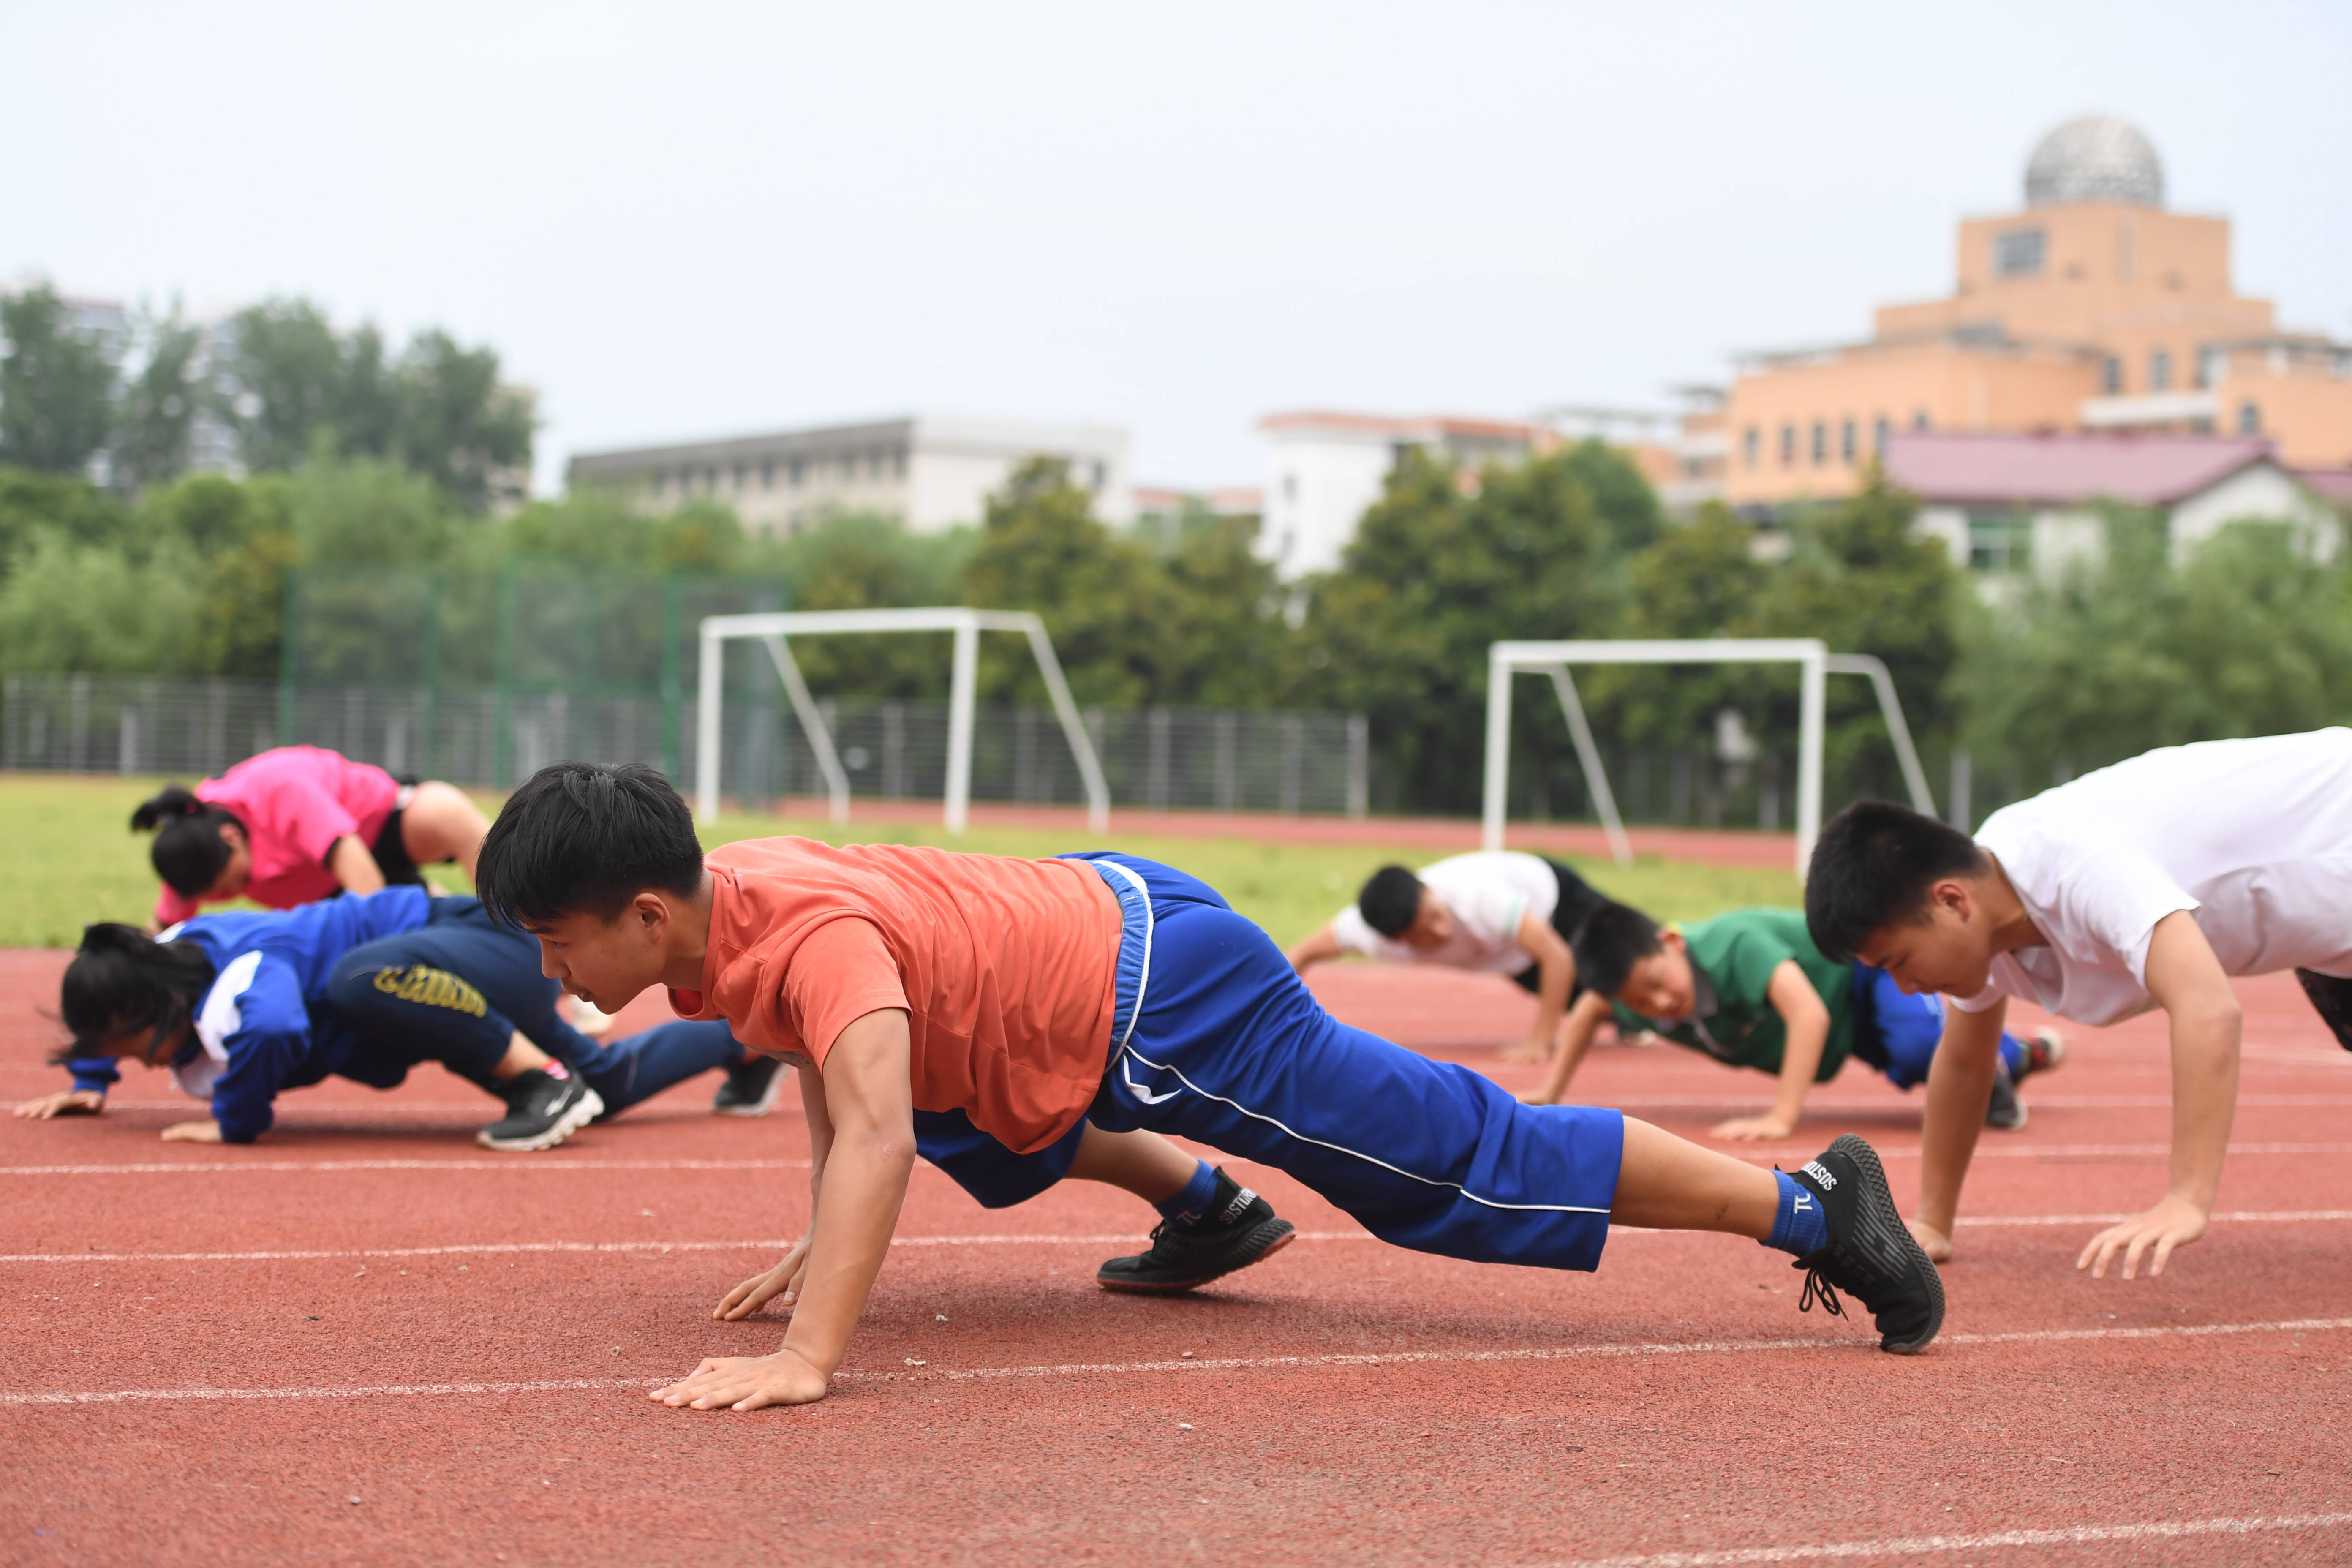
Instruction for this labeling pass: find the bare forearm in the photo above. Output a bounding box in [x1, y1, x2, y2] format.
[1530, 997, 1609, 1103]
[1769, 1024, 1825, 1122]
[1917, 1012, 2002, 1233]
[778, 1127, 912, 1375]
[1288, 925, 1343, 977]
[328, 835, 385, 895]
[2166, 1003, 2240, 1210]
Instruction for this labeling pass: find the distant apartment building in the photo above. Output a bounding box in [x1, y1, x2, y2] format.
[1886, 430, 2342, 581]
[1723, 115, 2352, 509]
[566, 414, 1132, 536]
[1257, 412, 1544, 578]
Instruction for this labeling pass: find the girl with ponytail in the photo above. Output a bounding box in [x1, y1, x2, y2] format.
[15, 890, 776, 1152]
[131, 746, 494, 928]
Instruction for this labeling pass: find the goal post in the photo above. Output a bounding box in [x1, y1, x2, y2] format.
[1480, 638, 1936, 878]
[694, 607, 1110, 834]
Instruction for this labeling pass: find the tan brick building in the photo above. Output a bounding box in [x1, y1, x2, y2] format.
[1723, 116, 2352, 509]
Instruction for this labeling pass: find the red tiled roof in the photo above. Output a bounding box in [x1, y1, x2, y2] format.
[1883, 431, 2276, 506]
[2300, 469, 2352, 507]
[1258, 410, 1540, 442]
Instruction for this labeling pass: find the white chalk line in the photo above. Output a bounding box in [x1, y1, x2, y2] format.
[0, 1157, 813, 1175]
[1568, 1510, 2352, 1567]
[14, 1209, 2352, 1268]
[9, 1315, 2349, 1407]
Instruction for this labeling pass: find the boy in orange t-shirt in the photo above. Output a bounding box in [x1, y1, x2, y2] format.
[476, 763, 1949, 1411]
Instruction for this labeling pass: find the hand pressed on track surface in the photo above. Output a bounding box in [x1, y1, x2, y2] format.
[161, 1118, 224, 1143]
[1709, 1112, 1797, 1142]
[14, 1089, 103, 1119]
[653, 1348, 830, 1411]
[716, 1238, 810, 1320]
[1906, 1217, 1954, 1262]
[2077, 1191, 2208, 1280]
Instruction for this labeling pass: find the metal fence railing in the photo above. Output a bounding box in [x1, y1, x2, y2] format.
[2, 675, 1372, 819]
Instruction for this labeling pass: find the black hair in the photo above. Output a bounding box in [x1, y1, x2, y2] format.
[474, 761, 707, 927]
[1804, 800, 1990, 962]
[1568, 901, 1665, 997]
[130, 784, 244, 898]
[1357, 865, 1424, 939]
[52, 923, 218, 1064]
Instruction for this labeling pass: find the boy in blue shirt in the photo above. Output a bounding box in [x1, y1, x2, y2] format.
[1522, 902, 2062, 1138]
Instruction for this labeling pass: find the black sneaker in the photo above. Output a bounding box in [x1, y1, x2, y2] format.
[1984, 1056, 2025, 1131]
[1097, 1168, 1297, 1295]
[713, 1052, 786, 1117]
[2014, 1028, 2066, 1084]
[1788, 1134, 1945, 1355]
[478, 1064, 604, 1152]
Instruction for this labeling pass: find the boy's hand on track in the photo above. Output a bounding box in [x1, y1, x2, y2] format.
[715, 1239, 811, 1320]
[2077, 1192, 2208, 1280]
[14, 1090, 104, 1119]
[653, 1348, 829, 1411]
[1906, 1218, 1953, 1262]
[1709, 1113, 1797, 1141]
[161, 1119, 224, 1143]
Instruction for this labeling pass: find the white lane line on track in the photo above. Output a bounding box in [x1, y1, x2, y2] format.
[9, 1316, 2349, 1407]
[1568, 1511, 2352, 1566]
[0, 1158, 813, 1175]
[15, 1210, 2352, 1267]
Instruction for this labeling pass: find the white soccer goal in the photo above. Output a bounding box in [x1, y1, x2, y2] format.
[694, 607, 1110, 834]
[1480, 638, 1936, 877]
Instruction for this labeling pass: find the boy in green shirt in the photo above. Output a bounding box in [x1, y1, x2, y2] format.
[1522, 902, 2061, 1138]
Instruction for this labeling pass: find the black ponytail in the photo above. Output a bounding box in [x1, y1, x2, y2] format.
[52, 923, 218, 1063]
[130, 784, 243, 898]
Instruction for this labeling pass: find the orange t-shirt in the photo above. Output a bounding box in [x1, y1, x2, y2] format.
[666, 837, 1124, 1154]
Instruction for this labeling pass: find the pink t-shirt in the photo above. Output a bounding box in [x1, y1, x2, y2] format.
[153, 746, 401, 925]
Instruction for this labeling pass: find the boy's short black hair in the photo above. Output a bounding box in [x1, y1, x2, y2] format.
[475, 762, 707, 927]
[1804, 800, 1989, 962]
[1569, 902, 1664, 998]
[1357, 865, 1424, 938]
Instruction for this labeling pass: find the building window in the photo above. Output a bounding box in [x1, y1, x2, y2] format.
[1743, 427, 1759, 470]
[2150, 348, 2172, 392]
[1840, 419, 1857, 463]
[1873, 416, 1890, 455]
[1912, 410, 1931, 430]
[789, 457, 804, 486]
[1282, 472, 1298, 502]
[2102, 357, 2122, 395]
[1810, 421, 1827, 466]
[1967, 511, 2033, 574]
[1993, 228, 2046, 278]
[2238, 401, 2261, 434]
[1780, 424, 1796, 467]
[761, 460, 774, 489]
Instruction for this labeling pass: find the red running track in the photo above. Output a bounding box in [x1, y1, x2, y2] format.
[4, 950, 2351, 1565]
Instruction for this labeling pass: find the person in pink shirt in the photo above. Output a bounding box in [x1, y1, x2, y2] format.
[133, 746, 493, 928]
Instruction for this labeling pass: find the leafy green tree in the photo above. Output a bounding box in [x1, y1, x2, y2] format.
[219, 298, 345, 474]
[1296, 445, 1640, 813]
[0, 532, 199, 673]
[391, 329, 534, 511]
[0, 286, 117, 477]
[0, 468, 132, 568]
[112, 313, 204, 491]
[140, 474, 300, 677]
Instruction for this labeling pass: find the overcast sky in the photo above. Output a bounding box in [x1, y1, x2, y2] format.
[7, 0, 2348, 494]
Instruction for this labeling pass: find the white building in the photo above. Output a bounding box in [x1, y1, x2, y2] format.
[1887, 430, 2342, 580]
[1258, 411, 1540, 578]
[567, 414, 1131, 536]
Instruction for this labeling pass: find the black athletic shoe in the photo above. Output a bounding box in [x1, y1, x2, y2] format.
[2014, 1028, 2066, 1083]
[1984, 1057, 2025, 1131]
[712, 1052, 785, 1117]
[1788, 1134, 1945, 1355]
[478, 1064, 604, 1152]
[1097, 1168, 1297, 1295]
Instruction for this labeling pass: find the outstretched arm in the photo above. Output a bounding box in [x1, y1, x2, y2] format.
[1712, 960, 1827, 1142]
[327, 834, 387, 896]
[1287, 923, 1345, 977]
[713, 1060, 827, 1321]
[1521, 991, 1614, 1105]
[1513, 910, 1576, 1062]
[2077, 911, 2239, 1279]
[658, 1010, 915, 1410]
[1911, 996, 2009, 1260]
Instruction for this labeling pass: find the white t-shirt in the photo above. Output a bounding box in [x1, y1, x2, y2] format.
[1330, 851, 1560, 975]
[1953, 729, 2352, 1025]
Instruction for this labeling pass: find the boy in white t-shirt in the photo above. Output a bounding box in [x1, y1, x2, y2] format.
[1287, 851, 1607, 1061]
[1803, 729, 2352, 1283]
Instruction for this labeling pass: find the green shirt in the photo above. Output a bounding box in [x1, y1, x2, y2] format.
[1609, 908, 1854, 1081]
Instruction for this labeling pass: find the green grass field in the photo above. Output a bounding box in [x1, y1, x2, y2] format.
[3, 775, 1802, 950]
